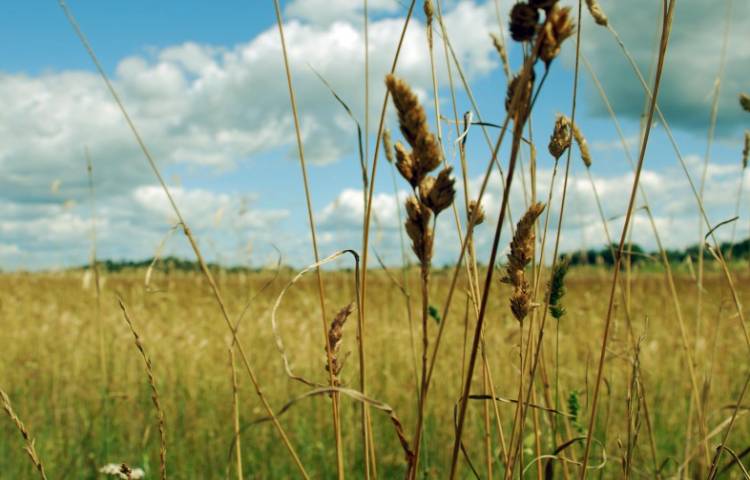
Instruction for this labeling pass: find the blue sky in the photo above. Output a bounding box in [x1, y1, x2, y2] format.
[0, 0, 748, 270]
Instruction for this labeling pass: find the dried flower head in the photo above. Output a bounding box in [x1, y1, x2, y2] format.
[394, 142, 417, 187]
[505, 202, 545, 323]
[468, 200, 486, 226]
[509, 3, 540, 42]
[741, 93, 750, 113]
[385, 74, 442, 184]
[549, 114, 572, 159]
[505, 71, 535, 122]
[572, 122, 592, 167]
[325, 303, 353, 386]
[419, 166, 456, 215]
[585, 0, 608, 26]
[405, 196, 434, 265]
[383, 128, 395, 164]
[540, 5, 575, 65]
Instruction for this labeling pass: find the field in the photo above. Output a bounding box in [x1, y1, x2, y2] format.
[1, 265, 748, 478]
[2, 0, 750, 479]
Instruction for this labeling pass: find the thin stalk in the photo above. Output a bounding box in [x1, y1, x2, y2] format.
[85, 148, 105, 386]
[579, 2, 676, 476]
[269, 2, 344, 477]
[229, 349, 243, 480]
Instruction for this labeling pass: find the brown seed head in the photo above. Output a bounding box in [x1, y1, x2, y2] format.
[572, 122, 592, 167]
[585, 0, 608, 26]
[423, 0, 434, 28]
[405, 196, 434, 265]
[549, 114, 572, 159]
[468, 200, 486, 226]
[506, 202, 545, 288]
[383, 128, 395, 164]
[740, 93, 750, 113]
[325, 303, 353, 385]
[510, 286, 531, 322]
[743, 130, 749, 170]
[540, 6, 575, 65]
[395, 142, 417, 187]
[509, 3, 540, 42]
[420, 166, 456, 215]
[385, 74, 442, 182]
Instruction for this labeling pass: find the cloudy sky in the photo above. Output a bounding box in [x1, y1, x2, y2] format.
[0, 0, 748, 270]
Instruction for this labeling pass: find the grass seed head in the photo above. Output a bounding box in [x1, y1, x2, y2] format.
[419, 166, 456, 215]
[540, 5, 575, 65]
[549, 114, 572, 159]
[509, 3, 540, 42]
[506, 71, 535, 122]
[385, 74, 442, 184]
[395, 142, 417, 187]
[585, 0, 608, 26]
[572, 121, 592, 167]
[405, 196, 434, 265]
[548, 257, 570, 319]
[325, 303, 353, 385]
[741, 93, 750, 113]
[743, 130, 749, 169]
[468, 200, 486, 226]
[383, 128, 395, 164]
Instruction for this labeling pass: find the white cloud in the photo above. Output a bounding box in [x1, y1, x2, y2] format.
[581, 0, 750, 134]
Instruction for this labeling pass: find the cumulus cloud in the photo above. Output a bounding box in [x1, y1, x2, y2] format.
[582, 0, 750, 134]
[316, 162, 750, 266]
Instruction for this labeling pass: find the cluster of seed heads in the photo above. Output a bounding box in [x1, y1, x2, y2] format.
[386, 74, 455, 266]
[505, 202, 546, 323]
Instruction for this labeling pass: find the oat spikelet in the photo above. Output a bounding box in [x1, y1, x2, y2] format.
[549, 114, 572, 159]
[405, 196, 434, 265]
[385, 74, 441, 184]
[572, 122, 592, 168]
[505, 202, 545, 323]
[468, 200, 486, 226]
[419, 166, 456, 215]
[1, 389, 48, 480]
[585, 0, 608, 26]
[394, 142, 417, 187]
[383, 128, 395, 164]
[325, 304, 353, 386]
[540, 5, 575, 65]
[741, 93, 750, 113]
[743, 130, 749, 170]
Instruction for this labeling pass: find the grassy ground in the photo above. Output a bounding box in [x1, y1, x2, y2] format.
[1, 265, 748, 478]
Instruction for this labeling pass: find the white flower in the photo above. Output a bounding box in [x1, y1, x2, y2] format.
[99, 463, 145, 479]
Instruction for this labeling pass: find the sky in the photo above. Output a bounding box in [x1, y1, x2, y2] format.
[0, 0, 748, 270]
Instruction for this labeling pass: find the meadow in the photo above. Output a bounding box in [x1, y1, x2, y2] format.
[2, 0, 750, 478]
[1, 265, 748, 478]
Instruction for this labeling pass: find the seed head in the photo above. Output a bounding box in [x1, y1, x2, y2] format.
[385, 74, 442, 183]
[572, 122, 592, 168]
[743, 130, 749, 170]
[383, 128, 395, 164]
[405, 196, 434, 265]
[540, 5, 575, 65]
[505, 71, 535, 122]
[395, 142, 417, 187]
[549, 114, 572, 159]
[509, 3, 540, 42]
[740, 93, 750, 113]
[585, 0, 608, 26]
[419, 166, 456, 215]
[468, 200, 486, 226]
[325, 303, 353, 385]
